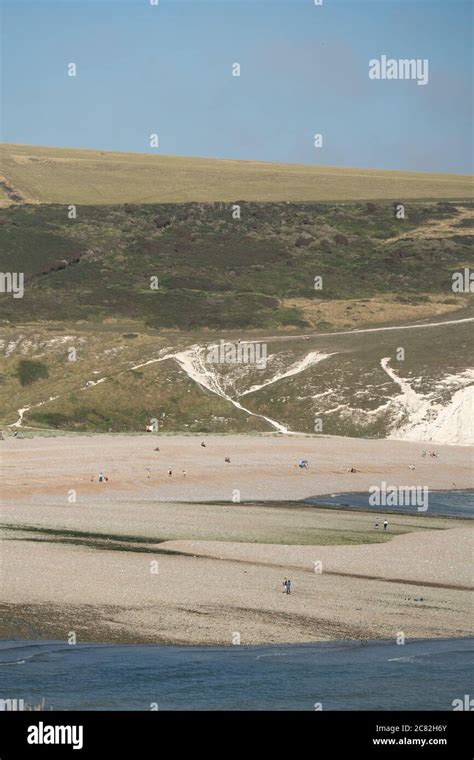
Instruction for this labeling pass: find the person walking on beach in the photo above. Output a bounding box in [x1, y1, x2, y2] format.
[168, 469, 173, 477]
[383, 519, 388, 531]
[286, 578, 292, 594]
[146, 467, 151, 479]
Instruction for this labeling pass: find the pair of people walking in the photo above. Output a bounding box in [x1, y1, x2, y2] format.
[283, 578, 292, 595]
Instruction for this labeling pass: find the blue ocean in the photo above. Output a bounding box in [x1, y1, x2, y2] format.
[0, 637, 472, 711]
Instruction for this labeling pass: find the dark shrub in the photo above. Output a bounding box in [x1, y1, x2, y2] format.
[17, 359, 49, 386]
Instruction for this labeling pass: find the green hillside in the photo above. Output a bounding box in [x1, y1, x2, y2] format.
[0, 200, 472, 328]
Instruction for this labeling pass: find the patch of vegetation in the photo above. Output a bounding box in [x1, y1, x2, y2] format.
[0, 201, 472, 329]
[16, 359, 49, 386]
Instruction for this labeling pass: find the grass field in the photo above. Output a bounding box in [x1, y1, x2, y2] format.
[1, 143, 473, 204]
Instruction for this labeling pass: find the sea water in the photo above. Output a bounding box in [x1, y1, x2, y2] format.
[0, 637, 472, 711]
[305, 490, 474, 518]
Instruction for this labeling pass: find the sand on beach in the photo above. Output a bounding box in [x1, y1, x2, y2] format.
[1, 433, 473, 501]
[1, 525, 472, 645]
[1, 434, 472, 645]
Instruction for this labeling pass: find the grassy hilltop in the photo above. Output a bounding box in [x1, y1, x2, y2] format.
[1, 143, 473, 205]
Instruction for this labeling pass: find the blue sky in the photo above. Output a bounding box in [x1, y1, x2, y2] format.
[1, 0, 472, 172]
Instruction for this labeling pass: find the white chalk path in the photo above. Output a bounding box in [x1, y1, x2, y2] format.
[380, 358, 425, 413]
[239, 351, 335, 397]
[131, 343, 333, 433]
[130, 352, 176, 371]
[238, 316, 474, 344]
[15, 397, 59, 428]
[172, 346, 291, 433]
